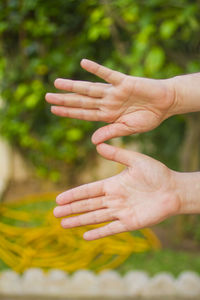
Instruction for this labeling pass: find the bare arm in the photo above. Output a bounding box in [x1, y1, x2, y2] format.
[170, 73, 200, 116]
[174, 171, 200, 214]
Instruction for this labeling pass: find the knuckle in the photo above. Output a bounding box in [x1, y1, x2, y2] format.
[107, 222, 115, 235]
[96, 109, 104, 121]
[101, 196, 107, 208]
[69, 203, 74, 214]
[93, 211, 98, 223]
[76, 216, 82, 226]
[97, 228, 103, 238]
[85, 199, 92, 210]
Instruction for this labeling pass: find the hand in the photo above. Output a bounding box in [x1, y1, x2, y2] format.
[45, 59, 175, 144]
[54, 143, 180, 240]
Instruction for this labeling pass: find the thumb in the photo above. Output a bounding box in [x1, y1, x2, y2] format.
[92, 123, 132, 144]
[96, 143, 137, 167]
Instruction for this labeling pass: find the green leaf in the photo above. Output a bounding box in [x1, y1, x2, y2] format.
[25, 94, 40, 109]
[90, 8, 104, 23]
[15, 84, 28, 101]
[160, 20, 177, 39]
[0, 22, 7, 33]
[66, 128, 83, 142]
[145, 47, 165, 74]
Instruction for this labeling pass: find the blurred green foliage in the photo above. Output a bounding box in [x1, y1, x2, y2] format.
[117, 249, 200, 276]
[0, 0, 200, 179]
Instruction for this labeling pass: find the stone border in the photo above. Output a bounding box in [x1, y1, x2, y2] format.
[0, 269, 200, 298]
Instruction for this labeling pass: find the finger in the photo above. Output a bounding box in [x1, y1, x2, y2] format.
[56, 181, 105, 205]
[92, 123, 133, 144]
[96, 143, 136, 167]
[81, 59, 125, 85]
[54, 196, 107, 218]
[83, 220, 126, 240]
[51, 106, 106, 121]
[61, 209, 115, 228]
[46, 93, 100, 109]
[54, 79, 108, 98]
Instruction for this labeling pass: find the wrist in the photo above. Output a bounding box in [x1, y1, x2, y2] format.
[173, 171, 200, 214]
[167, 73, 200, 116]
[162, 77, 180, 119]
[160, 77, 179, 120]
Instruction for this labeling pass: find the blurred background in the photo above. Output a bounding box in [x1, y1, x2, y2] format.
[0, 0, 200, 283]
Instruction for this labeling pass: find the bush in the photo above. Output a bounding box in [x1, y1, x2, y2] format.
[0, 0, 200, 179]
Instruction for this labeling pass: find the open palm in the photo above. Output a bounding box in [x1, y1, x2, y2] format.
[54, 144, 179, 240]
[46, 59, 175, 144]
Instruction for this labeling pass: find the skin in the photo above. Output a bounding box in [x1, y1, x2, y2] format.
[45, 59, 176, 144]
[54, 143, 181, 241]
[46, 60, 200, 240]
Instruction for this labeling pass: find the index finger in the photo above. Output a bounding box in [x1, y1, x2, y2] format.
[56, 180, 105, 205]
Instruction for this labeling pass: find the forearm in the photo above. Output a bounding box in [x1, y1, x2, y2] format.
[173, 171, 200, 214]
[169, 73, 200, 116]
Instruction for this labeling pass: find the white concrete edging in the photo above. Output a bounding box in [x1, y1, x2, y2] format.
[0, 269, 200, 298]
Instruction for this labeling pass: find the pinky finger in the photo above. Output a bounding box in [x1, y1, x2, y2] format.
[83, 221, 126, 240]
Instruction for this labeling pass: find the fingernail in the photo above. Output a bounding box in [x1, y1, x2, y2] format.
[46, 93, 53, 97]
[83, 232, 93, 241]
[61, 218, 69, 228]
[56, 194, 63, 204]
[83, 232, 89, 239]
[81, 58, 90, 64]
[91, 134, 98, 144]
[53, 206, 60, 217]
[51, 106, 58, 112]
[54, 78, 62, 85]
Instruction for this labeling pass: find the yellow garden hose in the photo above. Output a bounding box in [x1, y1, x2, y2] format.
[0, 193, 161, 273]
